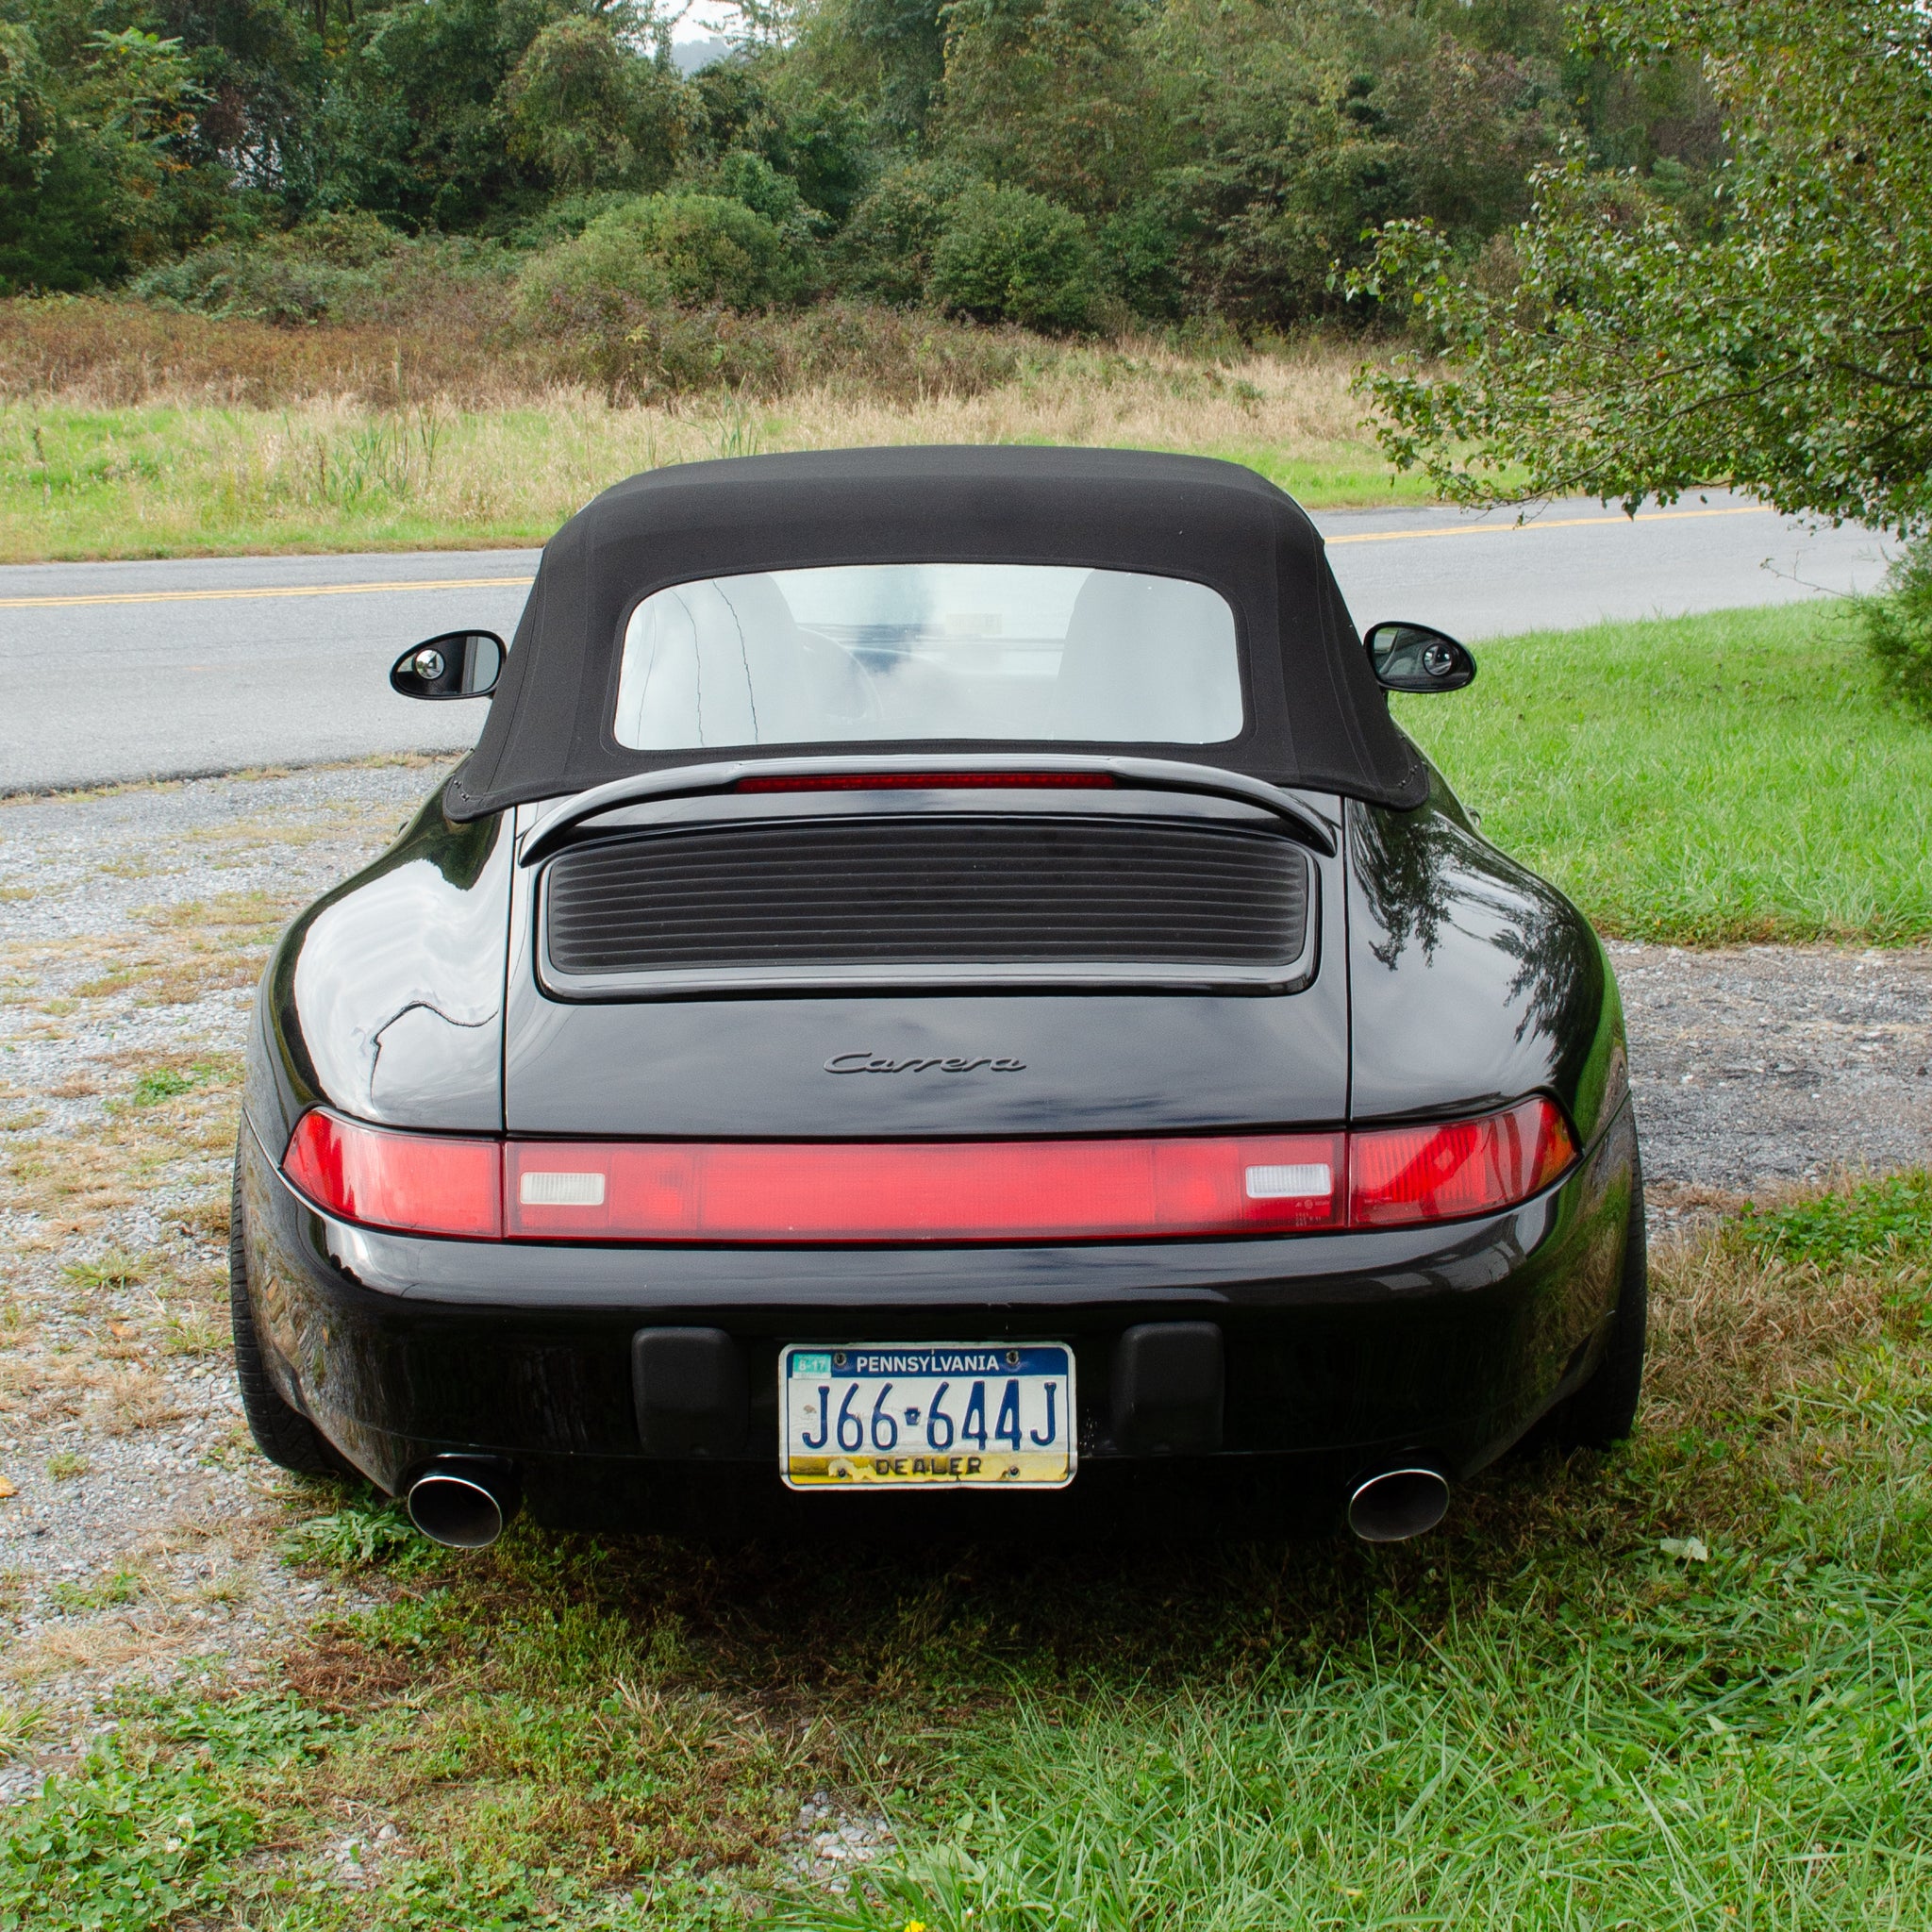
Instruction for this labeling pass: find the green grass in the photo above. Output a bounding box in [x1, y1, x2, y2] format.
[1213, 440, 1479, 509]
[7, 1176, 1932, 1930]
[0, 404, 598, 561]
[1392, 601, 1932, 944]
[826, 1574, 1932, 1928]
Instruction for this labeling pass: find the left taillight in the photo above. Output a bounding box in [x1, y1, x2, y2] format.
[282, 1109, 502, 1240]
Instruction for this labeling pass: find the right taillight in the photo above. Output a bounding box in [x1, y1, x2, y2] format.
[1348, 1096, 1576, 1228]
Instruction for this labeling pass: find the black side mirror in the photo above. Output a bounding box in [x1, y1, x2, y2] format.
[391, 631, 505, 701]
[1366, 622, 1476, 693]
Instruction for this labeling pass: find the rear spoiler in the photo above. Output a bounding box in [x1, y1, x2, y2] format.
[517, 753, 1339, 866]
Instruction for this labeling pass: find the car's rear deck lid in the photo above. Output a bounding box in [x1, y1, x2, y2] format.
[540, 811, 1315, 997]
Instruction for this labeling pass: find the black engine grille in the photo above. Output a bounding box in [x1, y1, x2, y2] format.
[543, 816, 1311, 980]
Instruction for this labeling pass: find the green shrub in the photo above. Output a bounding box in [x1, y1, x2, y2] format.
[130, 245, 375, 325]
[513, 214, 674, 325]
[835, 159, 974, 307]
[280, 209, 406, 270]
[1860, 536, 1932, 720]
[929, 183, 1098, 331]
[711, 149, 821, 244]
[126, 214, 452, 325]
[515, 191, 812, 323]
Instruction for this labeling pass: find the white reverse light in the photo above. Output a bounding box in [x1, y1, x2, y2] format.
[520, 1171, 607, 1207]
[1244, 1162, 1333, 1201]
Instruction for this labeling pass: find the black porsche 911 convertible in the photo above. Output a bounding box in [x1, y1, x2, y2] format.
[231, 446, 1643, 1548]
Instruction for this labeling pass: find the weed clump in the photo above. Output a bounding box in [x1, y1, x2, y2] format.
[284, 1490, 425, 1573]
[129, 1067, 192, 1106]
[0, 1724, 258, 1929]
[1739, 1169, 1932, 1272]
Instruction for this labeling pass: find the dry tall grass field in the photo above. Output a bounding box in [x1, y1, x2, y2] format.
[0, 296, 1427, 561]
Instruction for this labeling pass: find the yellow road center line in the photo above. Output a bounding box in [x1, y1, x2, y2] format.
[1324, 504, 1774, 545]
[0, 574, 536, 610]
[0, 501, 1774, 605]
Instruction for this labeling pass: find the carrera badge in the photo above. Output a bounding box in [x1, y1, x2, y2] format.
[824, 1051, 1026, 1074]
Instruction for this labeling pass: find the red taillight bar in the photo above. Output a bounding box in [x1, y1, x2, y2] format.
[735, 773, 1115, 792]
[281, 1100, 1576, 1245]
[504, 1133, 1344, 1242]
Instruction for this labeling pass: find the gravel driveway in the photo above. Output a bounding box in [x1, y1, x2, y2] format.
[1613, 940, 1932, 1222]
[0, 765, 1926, 1798]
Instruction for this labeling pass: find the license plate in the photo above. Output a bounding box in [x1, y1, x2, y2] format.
[780, 1342, 1075, 1490]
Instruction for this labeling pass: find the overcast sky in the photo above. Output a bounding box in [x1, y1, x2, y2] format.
[671, 3, 742, 42]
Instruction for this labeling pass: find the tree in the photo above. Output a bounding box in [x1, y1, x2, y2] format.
[0, 8, 233, 288]
[0, 25, 58, 194]
[503, 13, 683, 192]
[938, 0, 1156, 216]
[0, 20, 118, 290]
[787, 0, 944, 143]
[1357, 0, 1932, 536]
[148, 0, 316, 203]
[1143, 0, 1572, 327]
[311, 0, 538, 226]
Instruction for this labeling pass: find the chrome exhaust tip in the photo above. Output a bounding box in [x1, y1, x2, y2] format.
[406, 1457, 520, 1549]
[1347, 1466, 1449, 1543]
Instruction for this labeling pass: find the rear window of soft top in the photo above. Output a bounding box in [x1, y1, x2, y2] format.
[611, 562, 1243, 750]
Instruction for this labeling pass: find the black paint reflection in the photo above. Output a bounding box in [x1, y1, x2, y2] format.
[1346, 776, 1614, 1135]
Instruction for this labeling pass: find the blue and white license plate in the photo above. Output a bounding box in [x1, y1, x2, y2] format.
[780, 1342, 1075, 1490]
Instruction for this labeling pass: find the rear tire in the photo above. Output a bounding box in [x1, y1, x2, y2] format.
[229, 1142, 346, 1477]
[1548, 1163, 1648, 1450]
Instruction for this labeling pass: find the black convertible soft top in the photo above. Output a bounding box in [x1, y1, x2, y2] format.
[445, 445, 1427, 820]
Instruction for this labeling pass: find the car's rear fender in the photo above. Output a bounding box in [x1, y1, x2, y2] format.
[249, 785, 513, 1153]
[1346, 775, 1627, 1147]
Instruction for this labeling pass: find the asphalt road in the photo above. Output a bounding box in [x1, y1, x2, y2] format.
[0, 490, 1891, 793]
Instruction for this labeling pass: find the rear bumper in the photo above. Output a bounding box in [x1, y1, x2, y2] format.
[238, 1100, 1638, 1519]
